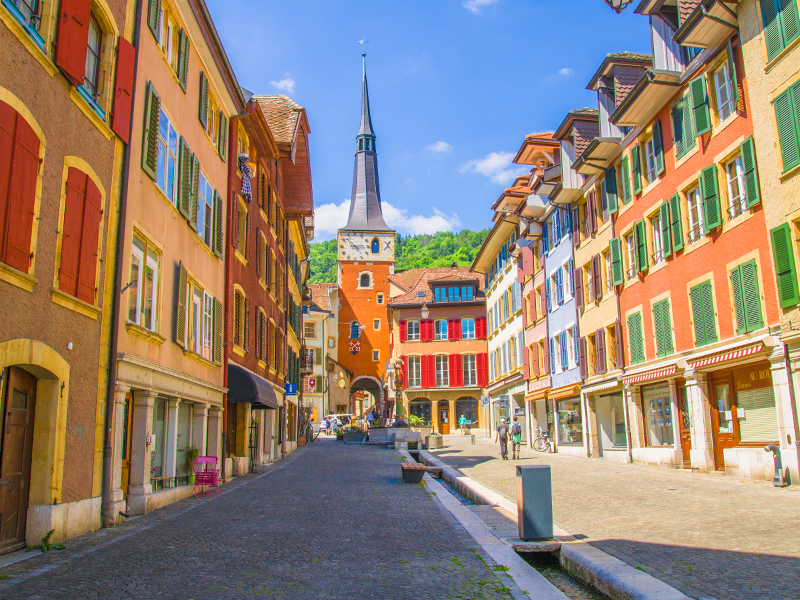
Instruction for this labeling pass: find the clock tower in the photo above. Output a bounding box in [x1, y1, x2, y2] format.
[336, 54, 395, 414]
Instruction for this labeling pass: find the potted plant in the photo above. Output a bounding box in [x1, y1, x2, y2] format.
[185, 446, 199, 484]
[408, 414, 433, 439]
[342, 424, 367, 444]
[426, 432, 444, 449]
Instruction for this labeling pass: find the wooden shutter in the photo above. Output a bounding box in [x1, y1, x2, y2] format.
[614, 320, 624, 369]
[731, 265, 747, 335]
[213, 190, 223, 258]
[560, 332, 568, 371]
[740, 137, 761, 208]
[609, 237, 623, 286]
[556, 269, 564, 305]
[255, 227, 262, 278]
[605, 167, 618, 214]
[770, 223, 800, 308]
[672, 99, 686, 159]
[147, 0, 160, 40]
[596, 328, 607, 375]
[782, 0, 800, 52]
[244, 296, 250, 352]
[55, 0, 91, 86]
[213, 297, 222, 363]
[587, 261, 595, 303]
[627, 313, 642, 364]
[578, 337, 588, 379]
[621, 155, 632, 205]
[198, 71, 209, 128]
[774, 86, 800, 173]
[111, 37, 136, 143]
[522, 346, 530, 380]
[449, 354, 458, 388]
[593, 254, 603, 299]
[572, 205, 580, 247]
[575, 266, 584, 310]
[426, 355, 435, 388]
[76, 175, 102, 304]
[701, 282, 717, 345]
[691, 281, 717, 346]
[243, 210, 250, 260]
[636, 220, 648, 272]
[176, 262, 188, 347]
[59, 168, 85, 297]
[178, 29, 190, 91]
[231, 199, 240, 249]
[177, 139, 191, 218]
[742, 260, 764, 332]
[477, 316, 487, 338]
[189, 153, 200, 231]
[632, 145, 642, 195]
[726, 39, 739, 110]
[218, 113, 228, 161]
[399, 320, 407, 342]
[699, 165, 722, 230]
[544, 340, 550, 374]
[141, 83, 160, 181]
[690, 75, 712, 136]
[660, 202, 672, 257]
[654, 301, 665, 357]
[656, 299, 674, 357]
[588, 192, 598, 234]
[669, 194, 684, 252]
[532, 344, 540, 377]
[652, 118, 665, 176]
[478, 353, 488, 386]
[690, 284, 706, 346]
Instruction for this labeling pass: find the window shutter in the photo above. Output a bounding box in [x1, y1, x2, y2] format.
[560, 332, 568, 371]
[596, 328, 607, 375]
[589, 193, 598, 234]
[690, 284, 706, 346]
[652, 118, 665, 175]
[575, 266, 584, 310]
[593, 254, 603, 299]
[399, 320, 407, 342]
[672, 99, 686, 159]
[141, 83, 160, 181]
[773, 87, 800, 173]
[568, 259, 574, 296]
[742, 260, 764, 332]
[198, 71, 209, 129]
[546, 279, 552, 313]
[449, 354, 458, 388]
[632, 145, 642, 195]
[556, 270, 564, 305]
[177, 138, 191, 219]
[176, 262, 188, 347]
[478, 316, 487, 338]
[532, 344, 540, 377]
[660, 202, 672, 257]
[690, 75, 712, 136]
[701, 281, 717, 344]
[739, 136, 761, 208]
[427, 355, 435, 388]
[659, 300, 674, 356]
[572, 205, 580, 247]
[783, 0, 800, 47]
[147, 0, 161, 40]
[587, 260, 595, 303]
[218, 113, 228, 161]
[579, 337, 588, 379]
[55, 0, 91, 86]
[542, 226, 548, 252]
[610, 237, 623, 286]
[59, 168, 85, 297]
[213, 297, 222, 363]
[244, 210, 250, 260]
[231, 200, 239, 250]
[621, 155, 632, 205]
[179, 29, 190, 91]
[111, 37, 136, 143]
[636, 220, 648, 272]
[255, 228, 262, 278]
[771, 223, 800, 308]
[549, 337, 555, 371]
[522, 346, 530, 380]
[669, 194, 684, 252]
[455, 318, 463, 339]
[190, 153, 200, 231]
[614, 320, 624, 369]
[726, 39, 739, 110]
[605, 167, 618, 214]
[627, 313, 643, 364]
[213, 190, 223, 258]
[76, 175, 102, 304]
[731, 265, 747, 335]
[554, 209, 561, 240]
[478, 353, 488, 386]
[699, 165, 722, 230]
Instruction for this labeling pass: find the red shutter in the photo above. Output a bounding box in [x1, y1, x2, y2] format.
[596, 328, 607, 375]
[76, 176, 102, 303]
[55, 0, 92, 86]
[449, 319, 460, 340]
[528, 293, 536, 323]
[401, 355, 408, 387]
[399, 320, 407, 342]
[476, 316, 487, 339]
[111, 37, 136, 143]
[3, 111, 40, 272]
[522, 246, 533, 273]
[426, 355, 435, 388]
[477, 353, 488, 387]
[532, 344, 540, 377]
[59, 168, 86, 297]
[522, 346, 530, 380]
[588, 192, 598, 234]
[449, 354, 457, 387]
[594, 255, 603, 299]
[522, 297, 528, 328]
[540, 287, 547, 318]
[423, 320, 433, 341]
[615, 320, 624, 369]
[0, 102, 15, 247]
[457, 354, 464, 386]
[575, 267, 584, 310]
[420, 355, 428, 388]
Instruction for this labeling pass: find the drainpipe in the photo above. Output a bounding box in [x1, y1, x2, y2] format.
[783, 343, 800, 484]
[101, 0, 143, 529]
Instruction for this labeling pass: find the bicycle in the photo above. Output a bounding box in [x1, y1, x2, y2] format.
[532, 427, 552, 453]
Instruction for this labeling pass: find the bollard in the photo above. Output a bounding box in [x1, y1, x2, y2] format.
[765, 444, 786, 487]
[516, 465, 553, 540]
[470, 434, 476, 445]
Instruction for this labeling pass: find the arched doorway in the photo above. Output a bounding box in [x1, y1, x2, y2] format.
[438, 400, 450, 434]
[409, 397, 431, 425]
[350, 376, 383, 416]
[456, 396, 478, 433]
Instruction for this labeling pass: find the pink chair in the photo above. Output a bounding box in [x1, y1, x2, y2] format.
[193, 456, 221, 497]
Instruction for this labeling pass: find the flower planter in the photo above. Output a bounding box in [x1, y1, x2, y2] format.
[343, 432, 367, 444]
[410, 426, 432, 439]
[298, 435, 307, 447]
[426, 435, 444, 449]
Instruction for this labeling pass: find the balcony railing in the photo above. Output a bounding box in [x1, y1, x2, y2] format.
[687, 224, 704, 244]
[627, 266, 638, 280]
[728, 198, 746, 220]
[652, 249, 664, 265]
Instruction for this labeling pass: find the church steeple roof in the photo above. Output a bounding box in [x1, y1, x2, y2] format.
[341, 54, 392, 233]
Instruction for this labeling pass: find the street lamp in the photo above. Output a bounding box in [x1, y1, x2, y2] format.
[420, 304, 429, 320]
[603, 0, 633, 13]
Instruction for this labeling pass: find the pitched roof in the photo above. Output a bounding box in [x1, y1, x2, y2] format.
[388, 267, 485, 307]
[307, 283, 336, 312]
[254, 95, 304, 146]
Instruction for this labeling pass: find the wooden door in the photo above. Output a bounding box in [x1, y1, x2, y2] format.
[120, 393, 133, 498]
[438, 401, 450, 435]
[0, 367, 36, 553]
[710, 378, 738, 470]
[677, 386, 692, 468]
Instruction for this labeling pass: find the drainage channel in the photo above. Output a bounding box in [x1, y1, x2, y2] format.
[520, 553, 611, 600]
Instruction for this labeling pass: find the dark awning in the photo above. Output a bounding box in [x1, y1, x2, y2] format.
[227, 364, 279, 409]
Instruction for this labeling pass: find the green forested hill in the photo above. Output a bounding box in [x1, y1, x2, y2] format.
[308, 229, 490, 284]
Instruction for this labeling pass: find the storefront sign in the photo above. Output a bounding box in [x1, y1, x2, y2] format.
[733, 363, 772, 392]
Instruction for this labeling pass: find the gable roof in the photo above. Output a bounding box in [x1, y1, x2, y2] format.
[307, 283, 336, 312]
[388, 267, 485, 307]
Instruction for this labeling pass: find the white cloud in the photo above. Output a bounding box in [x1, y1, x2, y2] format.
[270, 73, 295, 93]
[550, 67, 573, 80]
[427, 141, 453, 153]
[312, 200, 461, 240]
[463, 0, 498, 13]
[460, 151, 529, 185]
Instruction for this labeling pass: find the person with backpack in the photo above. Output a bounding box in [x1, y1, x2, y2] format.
[510, 416, 522, 459]
[495, 417, 509, 460]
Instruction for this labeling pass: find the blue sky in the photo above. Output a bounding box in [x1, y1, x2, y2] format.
[206, 0, 651, 241]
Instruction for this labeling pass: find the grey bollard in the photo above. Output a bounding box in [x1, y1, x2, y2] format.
[516, 465, 553, 541]
[470, 434, 476, 445]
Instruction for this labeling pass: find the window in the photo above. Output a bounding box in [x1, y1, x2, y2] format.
[434, 319, 448, 340]
[435, 355, 449, 387]
[236, 200, 248, 257]
[686, 186, 704, 243]
[642, 384, 674, 446]
[359, 273, 370, 288]
[408, 356, 421, 387]
[157, 109, 178, 202]
[371, 238, 380, 253]
[603, 250, 613, 293]
[690, 280, 717, 347]
[128, 234, 159, 331]
[377, 293, 384, 304]
[568, 327, 577, 369]
[7, 0, 43, 40]
[624, 232, 637, 280]
[372, 350, 380, 362]
[627, 312, 645, 365]
[373, 318, 380, 331]
[730, 260, 764, 334]
[196, 170, 213, 248]
[653, 298, 674, 358]
[233, 290, 246, 350]
[463, 355, 477, 386]
[461, 318, 475, 339]
[258, 234, 268, 282]
[713, 61, 735, 122]
[557, 399, 583, 444]
[202, 291, 212, 360]
[761, 0, 800, 61]
[83, 14, 102, 101]
[350, 321, 360, 339]
[304, 322, 316, 339]
[407, 320, 420, 341]
[651, 213, 664, 264]
[773, 80, 800, 173]
[724, 155, 746, 219]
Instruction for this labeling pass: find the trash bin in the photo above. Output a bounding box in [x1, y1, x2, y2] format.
[516, 465, 553, 541]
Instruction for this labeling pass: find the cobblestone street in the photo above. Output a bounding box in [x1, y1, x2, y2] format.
[0, 440, 517, 600]
[431, 434, 800, 600]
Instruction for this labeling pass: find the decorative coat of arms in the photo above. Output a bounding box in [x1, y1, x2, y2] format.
[349, 340, 361, 355]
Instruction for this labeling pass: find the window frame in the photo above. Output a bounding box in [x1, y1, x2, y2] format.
[156, 107, 178, 203]
[463, 354, 477, 386]
[407, 320, 420, 342]
[724, 154, 747, 219]
[712, 60, 735, 122]
[461, 318, 476, 339]
[686, 186, 705, 243]
[435, 355, 449, 388]
[128, 233, 160, 331]
[408, 356, 421, 388]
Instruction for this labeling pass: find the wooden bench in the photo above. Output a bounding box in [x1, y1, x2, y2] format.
[401, 462, 427, 483]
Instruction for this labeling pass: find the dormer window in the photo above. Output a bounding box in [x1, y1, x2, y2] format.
[371, 238, 380, 253]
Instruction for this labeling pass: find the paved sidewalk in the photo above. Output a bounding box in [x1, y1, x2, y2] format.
[431, 434, 800, 600]
[0, 439, 517, 600]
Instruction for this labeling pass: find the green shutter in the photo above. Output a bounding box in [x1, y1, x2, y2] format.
[654, 299, 674, 358]
[610, 237, 624, 286]
[213, 190, 224, 258]
[147, 0, 160, 41]
[731, 265, 747, 334]
[669, 194, 684, 252]
[682, 92, 696, 152]
[141, 83, 160, 181]
[190, 153, 200, 231]
[672, 96, 695, 160]
[726, 39, 739, 110]
[660, 201, 672, 257]
[701, 281, 717, 344]
[781, 0, 800, 49]
[177, 137, 191, 219]
[621, 155, 632, 205]
[699, 165, 722, 230]
[177, 28, 189, 91]
[672, 99, 686, 160]
[740, 136, 761, 208]
[628, 312, 644, 365]
[690, 284, 707, 347]
[176, 262, 187, 347]
[632, 145, 642, 194]
[213, 297, 223, 363]
[691, 75, 712, 136]
[763, 0, 784, 60]
[773, 86, 800, 172]
[636, 220, 648, 272]
[653, 119, 665, 176]
[742, 260, 764, 332]
[218, 112, 228, 161]
[605, 167, 618, 214]
[770, 223, 800, 307]
[198, 71, 209, 129]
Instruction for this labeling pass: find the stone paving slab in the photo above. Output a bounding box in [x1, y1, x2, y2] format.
[0, 439, 519, 600]
[431, 434, 800, 600]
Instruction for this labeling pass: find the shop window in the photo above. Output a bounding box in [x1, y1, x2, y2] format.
[151, 398, 167, 479]
[175, 402, 193, 477]
[128, 233, 159, 331]
[409, 397, 431, 424]
[557, 398, 583, 445]
[642, 384, 674, 447]
[456, 397, 478, 424]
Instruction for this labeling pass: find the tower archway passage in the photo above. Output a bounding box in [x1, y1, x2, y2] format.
[350, 376, 384, 414]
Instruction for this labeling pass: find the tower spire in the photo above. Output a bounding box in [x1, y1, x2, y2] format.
[342, 54, 392, 232]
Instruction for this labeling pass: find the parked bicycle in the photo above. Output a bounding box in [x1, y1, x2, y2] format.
[532, 427, 552, 453]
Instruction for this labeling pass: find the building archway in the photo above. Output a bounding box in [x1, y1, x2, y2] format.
[350, 375, 383, 414]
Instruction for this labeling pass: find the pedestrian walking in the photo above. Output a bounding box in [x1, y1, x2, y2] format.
[325, 418, 331, 435]
[495, 417, 509, 460]
[510, 416, 522, 459]
[367, 411, 374, 426]
[458, 414, 469, 435]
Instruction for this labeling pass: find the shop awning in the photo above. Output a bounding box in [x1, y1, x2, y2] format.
[583, 378, 622, 394]
[623, 365, 677, 386]
[686, 342, 765, 370]
[227, 364, 279, 409]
